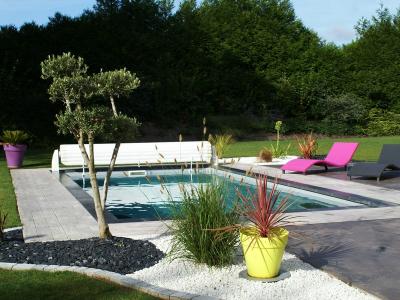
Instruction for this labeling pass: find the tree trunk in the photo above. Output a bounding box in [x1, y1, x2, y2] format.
[100, 95, 120, 209]
[101, 142, 120, 209]
[110, 95, 117, 115]
[78, 134, 112, 239]
[65, 96, 72, 112]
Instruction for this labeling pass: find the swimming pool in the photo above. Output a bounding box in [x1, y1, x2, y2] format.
[66, 168, 364, 221]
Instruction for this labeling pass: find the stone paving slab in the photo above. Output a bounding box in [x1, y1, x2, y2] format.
[11, 169, 98, 242]
[287, 218, 400, 300]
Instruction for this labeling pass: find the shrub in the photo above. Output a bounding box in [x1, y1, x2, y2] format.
[297, 133, 318, 159]
[208, 134, 234, 158]
[259, 148, 272, 162]
[168, 178, 239, 267]
[365, 108, 400, 136]
[314, 94, 367, 135]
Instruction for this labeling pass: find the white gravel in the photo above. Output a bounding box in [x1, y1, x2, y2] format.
[126, 234, 377, 300]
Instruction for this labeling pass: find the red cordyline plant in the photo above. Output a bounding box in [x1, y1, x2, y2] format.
[237, 174, 294, 237]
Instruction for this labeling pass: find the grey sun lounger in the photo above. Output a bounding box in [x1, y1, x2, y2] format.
[347, 144, 400, 182]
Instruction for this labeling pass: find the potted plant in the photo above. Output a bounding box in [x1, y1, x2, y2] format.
[237, 175, 292, 278]
[1, 130, 29, 168]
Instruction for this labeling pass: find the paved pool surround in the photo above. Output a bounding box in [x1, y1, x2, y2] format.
[10, 165, 400, 299]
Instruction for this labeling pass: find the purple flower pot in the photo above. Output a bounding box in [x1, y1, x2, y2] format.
[3, 144, 27, 169]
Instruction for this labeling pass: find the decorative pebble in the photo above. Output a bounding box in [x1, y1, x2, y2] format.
[0, 230, 164, 274]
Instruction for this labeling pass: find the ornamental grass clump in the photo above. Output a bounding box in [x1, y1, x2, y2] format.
[258, 148, 272, 162]
[297, 133, 318, 159]
[208, 134, 234, 158]
[168, 179, 240, 267]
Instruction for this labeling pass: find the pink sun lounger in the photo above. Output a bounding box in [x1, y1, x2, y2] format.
[281, 142, 359, 174]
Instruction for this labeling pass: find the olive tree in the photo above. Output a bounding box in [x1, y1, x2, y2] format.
[94, 69, 140, 209]
[41, 53, 140, 238]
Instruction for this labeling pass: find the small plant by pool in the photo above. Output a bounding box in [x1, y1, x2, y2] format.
[168, 178, 239, 267]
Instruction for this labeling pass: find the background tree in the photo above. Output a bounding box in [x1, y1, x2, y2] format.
[41, 53, 140, 238]
[1, 1, 400, 139]
[344, 7, 400, 112]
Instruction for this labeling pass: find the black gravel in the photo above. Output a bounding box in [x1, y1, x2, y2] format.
[0, 230, 164, 274]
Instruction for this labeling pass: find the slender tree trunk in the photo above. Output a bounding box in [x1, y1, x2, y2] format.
[110, 95, 117, 115]
[65, 95, 72, 112]
[78, 133, 111, 239]
[101, 142, 120, 209]
[101, 95, 120, 209]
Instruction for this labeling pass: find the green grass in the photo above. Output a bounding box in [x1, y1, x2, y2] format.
[0, 148, 52, 228]
[0, 157, 20, 228]
[22, 148, 53, 168]
[0, 269, 159, 300]
[225, 136, 400, 161]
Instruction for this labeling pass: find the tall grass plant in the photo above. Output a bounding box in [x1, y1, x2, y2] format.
[167, 178, 239, 267]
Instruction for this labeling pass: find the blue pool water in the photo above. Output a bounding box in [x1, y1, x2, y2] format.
[68, 168, 363, 221]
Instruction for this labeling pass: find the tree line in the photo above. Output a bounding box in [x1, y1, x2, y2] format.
[1, 0, 400, 144]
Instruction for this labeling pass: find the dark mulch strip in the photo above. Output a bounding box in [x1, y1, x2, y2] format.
[0, 230, 164, 274]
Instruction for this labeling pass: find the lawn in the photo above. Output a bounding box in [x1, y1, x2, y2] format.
[224, 136, 400, 161]
[0, 269, 158, 300]
[0, 148, 52, 228]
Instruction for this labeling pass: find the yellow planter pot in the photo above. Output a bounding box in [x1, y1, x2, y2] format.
[240, 227, 289, 278]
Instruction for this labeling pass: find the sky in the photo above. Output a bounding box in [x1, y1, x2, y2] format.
[0, 0, 399, 45]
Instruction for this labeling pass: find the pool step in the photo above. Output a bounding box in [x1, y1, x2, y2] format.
[124, 170, 147, 177]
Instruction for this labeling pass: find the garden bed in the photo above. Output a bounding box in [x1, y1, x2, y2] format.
[128, 235, 376, 300]
[0, 230, 164, 274]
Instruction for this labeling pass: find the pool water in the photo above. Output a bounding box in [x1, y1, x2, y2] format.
[68, 168, 363, 221]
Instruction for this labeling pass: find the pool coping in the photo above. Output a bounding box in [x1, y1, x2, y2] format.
[58, 165, 400, 224]
[218, 165, 397, 208]
[54, 163, 400, 232]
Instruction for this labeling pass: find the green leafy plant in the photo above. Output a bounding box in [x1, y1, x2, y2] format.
[259, 148, 272, 162]
[1, 130, 29, 145]
[269, 121, 291, 158]
[297, 133, 318, 159]
[365, 108, 400, 136]
[314, 94, 367, 135]
[208, 134, 234, 158]
[168, 178, 240, 267]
